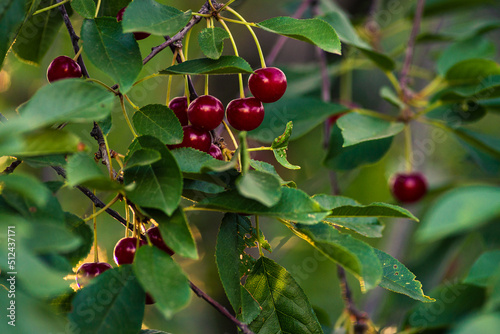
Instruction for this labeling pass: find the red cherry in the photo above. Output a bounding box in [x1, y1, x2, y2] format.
[75, 262, 112, 288]
[116, 7, 151, 41]
[226, 97, 265, 131]
[248, 67, 287, 103]
[390, 172, 428, 203]
[209, 144, 224, 160]
[147, 226, 174, 256]
[47, 56, 82, 83]
[113, 237, 146, 265]
[187, 95, 225, 131]
[168, 96, 189, 126]
[145, 293, 155, 305]
[327, 112, 347, 127]
[168, 125, 211, 153]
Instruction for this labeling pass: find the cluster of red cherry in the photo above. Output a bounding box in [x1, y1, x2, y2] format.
[76, 226, 172, 304]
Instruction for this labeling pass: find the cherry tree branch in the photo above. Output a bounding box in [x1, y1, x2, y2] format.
[56, 0, 90, 78]
[399, 0, 426, 102]
[2, 160, 22, 175]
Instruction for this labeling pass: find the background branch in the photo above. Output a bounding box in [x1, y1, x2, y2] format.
[2, 160, 22, 175]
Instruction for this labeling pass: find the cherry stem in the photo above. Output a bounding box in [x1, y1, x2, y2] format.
[94, 0, 101, 18]
[404, 124, 413, 173]
[224, 7, 266, 68]
[246, 147, 273, 152]
[72, 46, 84, 62]
[255, 215, 264, 257]
[141, 223, 153, 246]
[86, 78, 116, 94]
[165, 49, 178, 105]
[222, 120, 238, 150]
[220, 0, 237, 11]
[33, 0, 71, 15]
[93, 189, 98, 263]
[125, 201, 130, 238]
[219, 19, 245, 98]
[205, 75, 209, 95]
[120, 95, 139, 138]
[83, 194, 121, 223]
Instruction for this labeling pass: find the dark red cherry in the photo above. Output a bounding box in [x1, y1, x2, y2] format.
[113, 237, 146, 265]
[116, 7, 151, 40]
[248, 67, 287, 103]
[47, 56, 82, 83]
[147, 226, 174, 256]
[76, 262, 112, 288]
[390, 172, 428, 203]
[327, 112, 347, 127]
[168, 96, 189, 126]
[145, 293, 155, 305]
[187, 95, 225, 131]
[168, 125, 211, 153]
[226, 97, 264, 131]
[209, 144, 224, 160]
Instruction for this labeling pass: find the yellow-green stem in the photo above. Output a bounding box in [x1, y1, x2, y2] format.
[142, 223, 152, 246]
[255, 215, 263, 257]
[120, 96, 138, 137]
[205, 75, 209, 95]
[133, 73, 163, 87]
[33, 0, 70, 15]
[225, 7, 266, 68]
[222, 120, 238, 150]
[183, 207, 225, 213]
[404, 124, 413, 173]
[95, 0, 102, 18]
[220, 0, 237, 11]
[93, 190, 98, 262]
[185, 29, 192, 61]
[192, 12, 211, 17]
[165, 49, 178, 105]
[86, 78, 116, 93]
[84, 194, 120, 223]
[219, 19, 245, 98]
[247, 147, 273, 152]
[415, 100, 443, 117]
[419, 76, 445, 98]
[385, 71, 401, 94]
[125, 202, 130, 238]
[102, 134, 114, 179]
[340, 58, 352, 103]
[73, 46, 84, 62]
[353, 108, 397, 121]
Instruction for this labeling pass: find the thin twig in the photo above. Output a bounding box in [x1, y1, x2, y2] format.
[90, 122, 117, 179]
[189, 282, 254, 334]
[142, 1, 213, 65]
[2, 160, 22, 174]
[266, 0, 315, 65]
[399, 0, 426, 102]
[337, 266, 369, 334]
[56, 0, 90, 78]
[166, 38, 199, 101]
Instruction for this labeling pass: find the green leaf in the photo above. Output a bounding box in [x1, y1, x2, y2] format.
[0, 174, 49, 207]
[124, 136, 182, 216]
[375, 249, 434, 302]
[71, 0, 96, 19]
[0, 79, 114, 137]
[160, 56, 253, 75]
[421, 0, 496, 17]
[435, 75, 500, 102]
[249, 159, 295, 187]
[293, 223, 382, 291]
[216, 214, 261, 323]
[66, 152, 122, 190]
[271, 121, 300, 170]
[257, 17, 341, 54]
[81, 17, 142, 92]
[417, 185, 500, 242]
[236, 170, 282, 207]
[196, 187, 330, 224]
[124, 148, 161, 169]
[15, 129, 81, 157]
[133, 104, 183, 145]
[249, 97, 348, 143]
[380, 86, 406, 109]
[149, 208, 198, 259]
[450, 313, 500, 334]
[445, 59, 500, 84]
[26, 223, 82, 253]
[407, 284, 485, 328]
[464, 251, 500, 287]
[170, 147, 235, 173]
[61, 212, 93, 266]
[437, 36, 496, 76]
[122, 0, 191, 36]
[69, 266, 145, 334]
[319, 11, 395, 70]
[97, 0, 130, 16]
[324, 123, 393, 171]
[314, 194, 418, 220]
[13, 0, 66, 65]
[337, 112, 403, 147]
[245, 257, 323, 333]
[427, 101, 487, 124]
[452, 127, 500, 161]
[0, 0, 31, 69]
[134, 246, 191, 318]
[198, 27, 229, 59]
[140, 331, 173, 334]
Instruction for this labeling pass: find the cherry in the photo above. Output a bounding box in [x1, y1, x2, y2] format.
[168, 125, 211, 153]
[168, 96, 189, 126]
[209, 144, 224, 160]
[75, 262, 112, 288]
[248, 67, 287, 103]
[116, 7, 151, 40]
[147, 226, 174, 256]
[46, 56, 82, 83]
[113, 237, 146, 265]
[226, 97, 265, 131]
[187, 95, 225, 131]
[390, 172, 428, 203]
[145, 293, 155, 305]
